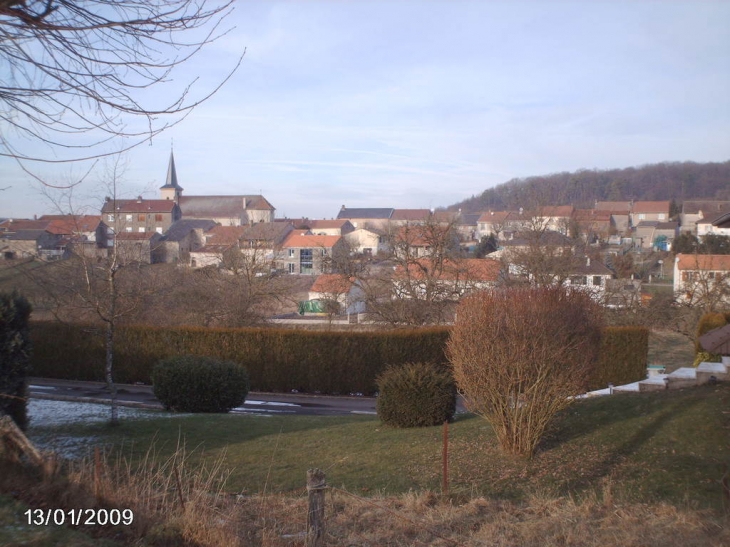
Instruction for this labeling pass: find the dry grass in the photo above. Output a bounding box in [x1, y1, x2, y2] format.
[648, 329, 696, 372]
[2, 444, 728, 547]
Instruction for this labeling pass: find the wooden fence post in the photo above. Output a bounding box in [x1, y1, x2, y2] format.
[306, 468, 327, 547]
[442, 420, 449, 497]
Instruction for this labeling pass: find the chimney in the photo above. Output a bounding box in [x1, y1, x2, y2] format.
[242, 197, 247, 209]
[137, 196, 142, 203]
[341, 205, 346, 211]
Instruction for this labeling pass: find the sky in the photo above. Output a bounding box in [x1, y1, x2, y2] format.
[1, 0, 729, 220]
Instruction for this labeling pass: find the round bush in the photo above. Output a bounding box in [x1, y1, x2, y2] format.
[152, 356, 249, 413]
[376, 362, 456, 428]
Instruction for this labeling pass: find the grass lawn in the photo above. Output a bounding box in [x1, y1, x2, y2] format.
[27, 383, 730, 513]
[648, 329, 696, 372]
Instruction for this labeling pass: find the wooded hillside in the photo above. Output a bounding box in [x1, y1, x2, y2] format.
[448, 161, 730, 212]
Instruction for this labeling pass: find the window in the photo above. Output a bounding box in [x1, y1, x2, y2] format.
[155, 214, 163, 222]
[156, 227, 163, 234]
[126, 214, 133, 221]
[289, 248, 296, 257]
[592, 276, 603, 286]
[570, 275, 587, 285]
[638, 213, 646, 220]
[125, 227, 132, 232]
[288, 263, 296, 274]
[658, 213, 665, 220]
[107, 214, 114, 222]
[138, 227, 145, 232]
[322, 248, 328, 256]
[300, 248, 313, 274]
[138, 214, 145, 222]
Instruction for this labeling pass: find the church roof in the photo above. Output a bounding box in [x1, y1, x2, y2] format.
[160, 150, 183, 191]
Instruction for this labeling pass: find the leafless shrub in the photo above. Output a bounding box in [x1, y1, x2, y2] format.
[447, 285, 603, 457]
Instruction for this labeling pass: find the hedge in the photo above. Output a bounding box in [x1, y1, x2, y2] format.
[29, 322, 450, 395]
[29, 322, 647, 395]
[590, 326, 649, 391]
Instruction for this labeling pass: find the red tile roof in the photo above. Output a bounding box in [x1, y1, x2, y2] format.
[283, 231, 342, 249]
[396, 258, 501, 282]
[310, 274, 356, 294]
[633, 201, 670, 214]
[204, 225, 247, 246]
[391, 209, 432, 221]
[102, 199, 177, 214]
[676, 254, 730, 271]
[46, 216, 101, 235]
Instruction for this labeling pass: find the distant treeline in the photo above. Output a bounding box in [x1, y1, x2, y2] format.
[448, 161, 730, 213]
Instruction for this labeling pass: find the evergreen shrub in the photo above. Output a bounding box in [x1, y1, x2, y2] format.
[376, 362, 456, 428]
[152, 356, 249, 413]
[30, 322, 449, 394]
[591, 326, 649, 391]
[0, 292, 32, 429]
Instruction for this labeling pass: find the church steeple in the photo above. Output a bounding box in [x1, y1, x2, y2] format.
[160, 149, 183, 202]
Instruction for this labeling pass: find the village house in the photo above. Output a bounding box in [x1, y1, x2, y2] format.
[336, 206, 394, 231]
[697, 210, 730, 239]
[308, 274, 366, 315]
[158, 219, 217, 264]
[279, 231, 349, 275]
[393, 257, 502, 300]
[112, 232, 164, 264]
[564, 256, 615, 303]
[572, 209, 614, 242]
[188, 225, 248, 268]
[680, 200, 730, 234]
[674, 253, 730, 307]
[630, 201, 671, 226]
[101, 197, 181, 235]
[633, 221, 678, 250]
[305, 219, 355, 237]
[344, 227, 389, 256]
[594, 201, 632, 233]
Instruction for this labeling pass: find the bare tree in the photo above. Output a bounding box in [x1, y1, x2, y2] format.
[0, 0, 242, 178]
[359, 218, 464, 326]
[26, 157, 160, 424]
[448, 286, 603, 457]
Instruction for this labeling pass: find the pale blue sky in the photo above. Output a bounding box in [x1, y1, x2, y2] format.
[1, 0, 728, 219]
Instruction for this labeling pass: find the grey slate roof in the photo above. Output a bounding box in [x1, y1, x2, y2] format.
[337, 207, 394, 220]
[240, 222, 293, 243]
[180, 195, 274, 218]
[160, 150, 183, 190]
[164, 219, 217, 242]
[4, 229, 50, 241]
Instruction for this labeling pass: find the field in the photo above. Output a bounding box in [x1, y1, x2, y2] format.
[1, 383, 727, 545]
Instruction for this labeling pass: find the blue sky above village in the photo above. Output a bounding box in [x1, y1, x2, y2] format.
[1, 0, 729, 220]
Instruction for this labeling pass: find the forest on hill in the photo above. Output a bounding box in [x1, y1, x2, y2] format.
[447, 161, 730, 213]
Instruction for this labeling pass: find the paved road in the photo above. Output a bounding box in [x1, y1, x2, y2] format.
[28, 377, 377, 417]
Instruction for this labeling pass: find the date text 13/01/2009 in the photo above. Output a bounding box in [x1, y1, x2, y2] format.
[25, 508, 134, 526]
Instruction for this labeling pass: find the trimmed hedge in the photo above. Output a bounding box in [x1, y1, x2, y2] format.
[0, 292, 32, 429]
[30, 322, 648, 395]
[152, 356, 249, 413]
[29, 322, 450, 395]
[376, 362, 456, 428]
[590, 326, 649, 391]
